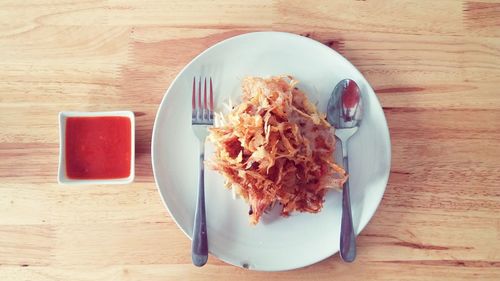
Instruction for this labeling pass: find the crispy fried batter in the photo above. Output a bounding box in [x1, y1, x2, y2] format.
[208, 76, 347, 224]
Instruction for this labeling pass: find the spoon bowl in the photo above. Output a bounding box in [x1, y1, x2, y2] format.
[327, 79, 363, 129]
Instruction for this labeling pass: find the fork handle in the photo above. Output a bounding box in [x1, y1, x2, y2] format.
[192, 151, 208, 267]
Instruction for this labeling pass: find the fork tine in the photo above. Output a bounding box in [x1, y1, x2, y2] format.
[198, 77, 202, 119]
[209, 77, 214, 113]
[198, 77, 202, 108]
[204, 78, 207, 111]
[192, 77, 196, 112]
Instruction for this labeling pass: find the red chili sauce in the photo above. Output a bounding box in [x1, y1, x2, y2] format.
[65, 116, 131, 179]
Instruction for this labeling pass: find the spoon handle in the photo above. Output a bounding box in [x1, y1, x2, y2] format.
[340, 151, 356, 262]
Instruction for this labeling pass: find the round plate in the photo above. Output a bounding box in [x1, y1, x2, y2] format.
[151, 31, 391, 271]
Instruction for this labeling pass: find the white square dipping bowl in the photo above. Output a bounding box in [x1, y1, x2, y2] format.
[58, 111, 135, 185]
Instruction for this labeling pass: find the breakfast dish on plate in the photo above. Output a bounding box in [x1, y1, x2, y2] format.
[208, 76, 347, 224]
[151, 32, 391, 270]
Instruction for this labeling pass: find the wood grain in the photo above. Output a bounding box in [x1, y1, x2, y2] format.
[1, 0, 499, 280]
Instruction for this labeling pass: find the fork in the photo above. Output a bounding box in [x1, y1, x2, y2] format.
[191, 76, 214, 267]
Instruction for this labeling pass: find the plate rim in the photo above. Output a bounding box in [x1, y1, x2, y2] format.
[151, 31, 392, 271]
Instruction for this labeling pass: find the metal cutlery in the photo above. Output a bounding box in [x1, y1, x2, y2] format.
[191, 76, 214, 267]
[327, 79, 363, 262]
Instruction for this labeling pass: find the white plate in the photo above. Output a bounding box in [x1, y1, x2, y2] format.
[151, 32, 391, 271]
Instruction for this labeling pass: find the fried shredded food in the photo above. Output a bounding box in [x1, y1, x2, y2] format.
[208, 76, 347, 224]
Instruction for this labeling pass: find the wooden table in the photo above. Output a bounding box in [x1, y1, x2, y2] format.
[1, 1, 499, 280]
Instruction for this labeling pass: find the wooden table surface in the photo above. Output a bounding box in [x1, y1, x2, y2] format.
[1, 1, 499, 280]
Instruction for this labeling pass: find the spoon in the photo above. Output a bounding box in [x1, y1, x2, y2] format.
[327, 79, 363, 262]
